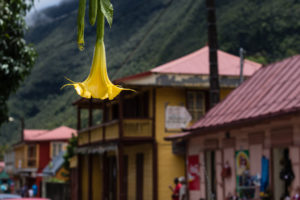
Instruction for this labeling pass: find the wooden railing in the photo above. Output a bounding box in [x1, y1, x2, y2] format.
[123, 119, 152, 138]
[77, 118, 153, 145]
[90, 125, 103, 142]
[105, 120, 119, 140]
[78, 130, 89, 146]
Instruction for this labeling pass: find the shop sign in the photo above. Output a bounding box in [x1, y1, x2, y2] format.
[165, 106, 192, 130]
[235, 150, 250, 176]
[235, 150, 251, 197]
[187, 155, 200, 190]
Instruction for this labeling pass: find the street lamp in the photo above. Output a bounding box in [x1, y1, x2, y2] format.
[8, 116, 24, 142]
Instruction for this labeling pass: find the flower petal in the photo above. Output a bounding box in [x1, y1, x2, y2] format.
[63, 41, 134, 100]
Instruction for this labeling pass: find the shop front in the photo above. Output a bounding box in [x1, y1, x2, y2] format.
[183, 115, 300, 200]
[166, 54, 300, 200]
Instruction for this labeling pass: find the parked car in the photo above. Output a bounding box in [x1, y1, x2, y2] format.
[4, 198, 50, 200]
[0, 194, 21, 199]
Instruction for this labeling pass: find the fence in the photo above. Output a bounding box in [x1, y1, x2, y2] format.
[46, 182, 70, 200]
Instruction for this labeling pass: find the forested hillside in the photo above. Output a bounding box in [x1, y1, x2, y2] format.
[0, 0, 299, 144]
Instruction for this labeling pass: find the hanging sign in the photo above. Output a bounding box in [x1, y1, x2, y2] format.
[165, 106, 192, 130]
[235, 150, 250, 176]
[188, 155, 200, 190]
[235, 150, 251, 196]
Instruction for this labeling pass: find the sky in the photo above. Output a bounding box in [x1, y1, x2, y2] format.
[30, 0, 63, 12]
[26, 0, 63, 24]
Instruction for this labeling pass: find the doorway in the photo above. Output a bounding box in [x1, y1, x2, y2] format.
[108, 156, 117, 200]
[205, 151, 216, 200]
[273, 148, 293, 200]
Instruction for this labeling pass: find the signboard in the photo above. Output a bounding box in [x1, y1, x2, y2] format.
[235, 150, 251, 197]
[235, 150, 250, 176]
[187, 155, 200, 190]
[165, 106, 192, 130]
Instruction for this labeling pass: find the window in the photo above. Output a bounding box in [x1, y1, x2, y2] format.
[52, 142, 64, 158]
[124, 91, 149, 118]
[187, 91, 205, 121]
[27, 145, 37, 168]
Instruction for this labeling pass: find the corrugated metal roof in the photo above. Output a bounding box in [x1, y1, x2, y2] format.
[152, 46, 261, 76]
[42, 151, 65, 176]
[188, 55, 300, 131]
[116, 46, 262, 83]
[24, 129, 48, 141]
[24, 126, 76, 142]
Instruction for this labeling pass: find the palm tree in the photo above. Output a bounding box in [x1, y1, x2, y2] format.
[206, 0, 220, 109]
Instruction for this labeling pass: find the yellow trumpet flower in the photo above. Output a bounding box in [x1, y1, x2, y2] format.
[63, 40, 133, 100]
[63, 1, 132, 100]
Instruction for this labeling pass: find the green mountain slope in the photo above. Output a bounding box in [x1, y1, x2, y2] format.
[1, 0, 299, 144]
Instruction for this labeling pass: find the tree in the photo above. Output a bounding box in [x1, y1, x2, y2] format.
[206, 0, 220, 109]
[63, 135, 78, 172]
[0, 0, 36, 125]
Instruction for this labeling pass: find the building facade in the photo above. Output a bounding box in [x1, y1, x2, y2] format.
[72, 46, 261, 200]
[13, 126, 76, 196]
[168, 55, 300, 200]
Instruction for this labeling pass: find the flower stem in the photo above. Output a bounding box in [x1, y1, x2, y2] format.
[96, 5, 105, 43]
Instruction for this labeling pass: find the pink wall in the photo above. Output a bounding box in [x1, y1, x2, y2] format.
[223, 148, 235, 197]
[249, 144, 262, 176]
[186, 115, 300, 200]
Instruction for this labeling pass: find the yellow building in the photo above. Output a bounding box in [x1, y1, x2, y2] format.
[72, 46, 261, 200]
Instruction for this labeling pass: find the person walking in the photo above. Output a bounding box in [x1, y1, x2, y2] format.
[169, 177, 182, 200]
[179, 176, 187, 200]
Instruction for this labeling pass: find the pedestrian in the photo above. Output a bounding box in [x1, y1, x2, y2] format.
[21, 185, 28, 197]
[32, 184, 38, 197]
[169, 177, 181, 200]
[28, 188, 34, 197]
[293, 187, 300, 200]
[179, 176, 187, 200]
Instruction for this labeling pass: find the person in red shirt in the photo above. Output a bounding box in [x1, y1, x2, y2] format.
[169, 177, 182, 200]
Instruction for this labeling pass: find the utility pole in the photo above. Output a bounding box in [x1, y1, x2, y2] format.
[206, 0, 220, 109]
[239, 47, 245, 85]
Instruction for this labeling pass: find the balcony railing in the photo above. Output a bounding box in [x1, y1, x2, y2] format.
[123, 119, 152, 137]
[105, 120, 119, 140]
[78, 118, 153, 145]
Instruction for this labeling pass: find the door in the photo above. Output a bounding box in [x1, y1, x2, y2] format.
[273, 148, 286, 200]
[108, 156, 117, 200]
[205, 151, 216, 200]
[136, 153, 144, 200]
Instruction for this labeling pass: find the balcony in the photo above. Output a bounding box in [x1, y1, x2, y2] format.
[123, 119, 152, 137]
[78, 118, 153, 146]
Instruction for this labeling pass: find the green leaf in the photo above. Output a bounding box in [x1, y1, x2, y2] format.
[100, 0, 113, 27]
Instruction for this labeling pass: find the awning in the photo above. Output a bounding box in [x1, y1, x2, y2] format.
[0, 171, 10, 180]
[76, 144, 117, 154]
[42, 151, 65, 177]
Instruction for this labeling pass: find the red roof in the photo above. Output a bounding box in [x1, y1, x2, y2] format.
[117, 46, 261, 82]
[24, 126, 76, 142]
[24, 129, 48, 141]
[187, 55, 300, 131]
[0, 162, 4, 170]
